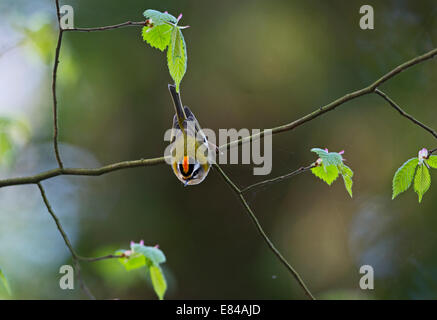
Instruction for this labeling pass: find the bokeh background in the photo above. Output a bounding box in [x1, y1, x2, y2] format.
[0, 0, 436, 299]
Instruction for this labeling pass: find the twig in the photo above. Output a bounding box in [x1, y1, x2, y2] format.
[52, 0, 64, 168]
[213, 164, 315, 300]
[37, 182, 122, 261]
[221, 48, 437, 151]
[38, 182, 76, 256]
[63, 21, 146, 32]
[73, 260, 95, 300]
[37, 181, 93, 298]
[0, 156, 166, 188]
[37, 182, 122, 299]
[374, 89, 437, 140]
[241, 164, 315, 194]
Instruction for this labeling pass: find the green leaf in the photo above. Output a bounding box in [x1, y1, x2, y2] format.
[311, 148, 343, 167]
[167, 27, 187, 92]
[0, 268, 11, 296]
[116, 250, 146, 271]
[132, 244, 166, 266]
[311, 164, 339, 185]
[143, 9, 177, 26]
[392, 158, 419, 199]
[142, 24, 173, 51]
[340, 164, 353, 197]
[427, 155, 437, 169]
[149, 265, 167, 300]
[414, 164, 431, 203]
[117, 242, 168, 299]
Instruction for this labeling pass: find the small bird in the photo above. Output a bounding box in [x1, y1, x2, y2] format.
[168, 84, 211, 186]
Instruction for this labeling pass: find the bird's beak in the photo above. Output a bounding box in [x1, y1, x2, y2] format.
[184, 180, 189, 187]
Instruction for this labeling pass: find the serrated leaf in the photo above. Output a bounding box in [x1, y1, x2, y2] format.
[143, 9, 177, 26]
[142, 24, 173, 51]
[150, 265, 167, 300]
[427, 155, 437, 169]
[310, 148, 328, 156]
[414, 164, 431, 203]
[116, 250, 146, 271]
[311, 148, 343, 167]
[340, 164, 353, 197]
[132, 244, 166, 266]
[392, 158, 419, 199]
[311, 164, 339, 185]
[0, 268, 11, 296]
[117, 242, 168, 299]
[167, 27, 187, 92]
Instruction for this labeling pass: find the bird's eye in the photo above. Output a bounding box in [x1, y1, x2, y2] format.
[192, 167, 201, 178]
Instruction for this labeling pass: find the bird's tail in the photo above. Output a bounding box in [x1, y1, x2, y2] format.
[168, 84, 187, 124]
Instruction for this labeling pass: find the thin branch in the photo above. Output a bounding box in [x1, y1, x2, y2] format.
[37, 180, 124, 298]
[374, 88, 437, 140]
[37, 181, 93, 298]
[37, 182, 122, 260]
[63, 21, 146, 32]
[213, 164, 315, 300]
[80, 254, 123, 262]
[241, 164, 315, 194]
[38, 182, 77, 256]
[73, 260, 95, 299]
[0, 156, 166, 188]
[52, 0, 64, 169]
[221, 47, 437, 151]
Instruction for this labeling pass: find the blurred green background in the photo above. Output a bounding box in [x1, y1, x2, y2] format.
[0, 0, 436, 299]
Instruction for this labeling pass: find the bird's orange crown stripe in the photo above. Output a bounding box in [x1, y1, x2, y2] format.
[183, 156, 189, 173]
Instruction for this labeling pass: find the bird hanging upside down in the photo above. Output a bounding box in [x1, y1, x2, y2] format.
[167, 84, 212, 186]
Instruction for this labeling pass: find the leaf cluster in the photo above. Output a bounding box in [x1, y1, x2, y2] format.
[392, 155, 437, 202]
[116, 241, 167, 300]
[142, 10, 187, 92]
[310, 148, 354, 197]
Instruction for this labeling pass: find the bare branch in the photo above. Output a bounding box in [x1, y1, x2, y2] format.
[222, 48, 437, 151]
[374, 88, 437, 140]
[63, 21, 146, 32]
[52, 0, 64, 168]
[241, 164, 315, 194]
[0, 156, 166, 188]
[38, 182, 77, 256]
[79, 254, 123, 263]
[73, 260, 96, 299]
[213, 164, 315, 300]
[37, 181, 123, 259]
